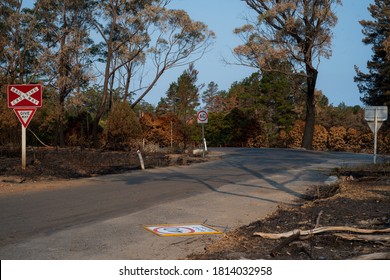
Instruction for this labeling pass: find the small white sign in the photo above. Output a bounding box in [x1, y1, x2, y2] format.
[144, 224, 222, 237]
[364, 106, 388, 122]
[367, 121, 383, 134]
[13, 108, 37, 128]
[197, 109, 208, 124]
[364, 106, 388, 164]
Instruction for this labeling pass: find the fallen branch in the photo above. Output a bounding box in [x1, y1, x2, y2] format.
[270, 232, 301, 257]
[254, 226, 390, 239]
[351, 252, 390, 260]
[334, 233, 390, 243]
[315, 210, 323, 228]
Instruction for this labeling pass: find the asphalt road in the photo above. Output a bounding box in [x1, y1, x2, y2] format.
[0, 148, 372, 259]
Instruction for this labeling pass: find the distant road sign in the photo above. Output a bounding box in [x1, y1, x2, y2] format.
[197, 109, 208, 124]
[364, 106, 388, 122]
[7, 84, 42, 108]
[364, 106, 388, 164]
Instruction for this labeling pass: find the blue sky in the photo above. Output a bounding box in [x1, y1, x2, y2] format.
[142, 0, 374, 107]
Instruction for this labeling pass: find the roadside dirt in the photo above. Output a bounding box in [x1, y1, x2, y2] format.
[0, 148, 389, 259]
[0, 147, 208, 193]
[188, 178, 390, 260]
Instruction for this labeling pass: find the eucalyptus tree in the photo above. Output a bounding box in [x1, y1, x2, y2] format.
[90, 0, 215, 146]
[234, 0, 341, 149]
[130, 7, 215, 108]
[33, 0, 94, 146]
[0, 0, 41, 85]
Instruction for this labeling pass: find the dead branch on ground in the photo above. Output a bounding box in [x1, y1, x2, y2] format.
[334, 233, 390, 244]
[254, 226, 390, 239]
[351, 252, 390, 260]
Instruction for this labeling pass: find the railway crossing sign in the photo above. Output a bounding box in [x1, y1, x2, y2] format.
[7, 84, 43, 171]
[7, 84, 42, 108]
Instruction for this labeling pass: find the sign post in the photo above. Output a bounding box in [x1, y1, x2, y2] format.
[197, 109, 208, 158]
[7, 84, 42, 171]
[364, 106, 388, 164]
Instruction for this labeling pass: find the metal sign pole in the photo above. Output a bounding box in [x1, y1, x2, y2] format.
[202, 123, 205, 158]
[22, 124, 26, 170]
[373, 109, 378, 164]
[197, 109, 208, 158]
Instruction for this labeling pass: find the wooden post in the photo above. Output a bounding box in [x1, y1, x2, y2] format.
[137, 150, 145, 170]
[22, 125, 26, 171]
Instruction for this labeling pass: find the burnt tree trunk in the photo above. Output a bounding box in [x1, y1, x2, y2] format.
[302, 66, 318, 150]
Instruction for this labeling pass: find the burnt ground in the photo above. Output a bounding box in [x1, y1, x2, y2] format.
[0, 148, 389, 260]
[188, 179, 390, 260]
[0, 147, 208, 182]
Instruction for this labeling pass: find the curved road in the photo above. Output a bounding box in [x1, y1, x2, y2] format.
[0, 148, 371, 259]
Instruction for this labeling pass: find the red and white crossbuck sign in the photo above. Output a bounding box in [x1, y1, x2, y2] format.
[7, 84, 42, 128]
[7, 84, 42, 108]
[7, 84, 43, 169]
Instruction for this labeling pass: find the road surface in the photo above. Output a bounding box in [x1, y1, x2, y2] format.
[0, 148, 371, 259]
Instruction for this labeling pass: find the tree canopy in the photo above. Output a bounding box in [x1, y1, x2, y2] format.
[355, 0, 390, 107]
[1, 0, 388, 155]
[234, 0, 341, 149]
[0, 0, 215, 147]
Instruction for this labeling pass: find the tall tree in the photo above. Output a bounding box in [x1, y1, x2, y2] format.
[202, 82, 227, 112]
[355, 0, 390, 107]
[157, 63, 200, 147]
[0, 0, 41, 85]
[157, 63, 200, 122]
[234, 0, 341, 149]
[90, 0, 214, 146]
[130, 8, 215, 108]
[90, 0, 154, 145]
[229, 70, 298, 143]
[34, 0, 94, 146]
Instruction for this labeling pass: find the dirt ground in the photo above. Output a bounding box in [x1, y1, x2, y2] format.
[0, 148, 389, 260]
[0, 147, 207, 183]
[188, 179, 390, 260]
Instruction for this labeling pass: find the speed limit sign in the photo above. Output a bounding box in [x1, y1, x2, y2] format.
[197, 109, 208, 124]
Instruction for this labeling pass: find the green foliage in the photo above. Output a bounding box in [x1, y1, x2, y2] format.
[103, 101, 142, 150]
[317, 102, 367, 132]
[202, 82, 227, 112]
[202, 70, 299, 147]
[222, 108, 249, 147]
[235, 0, 342, 150]
[157, 63, 200, 122]
[355, 0, 390, 108]
[0, 1, 387, 154]
[1, 1, 215, 148]
[156, 63, 200, 148]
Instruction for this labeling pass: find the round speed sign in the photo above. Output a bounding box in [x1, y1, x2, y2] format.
[197, 109, 208, 123]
